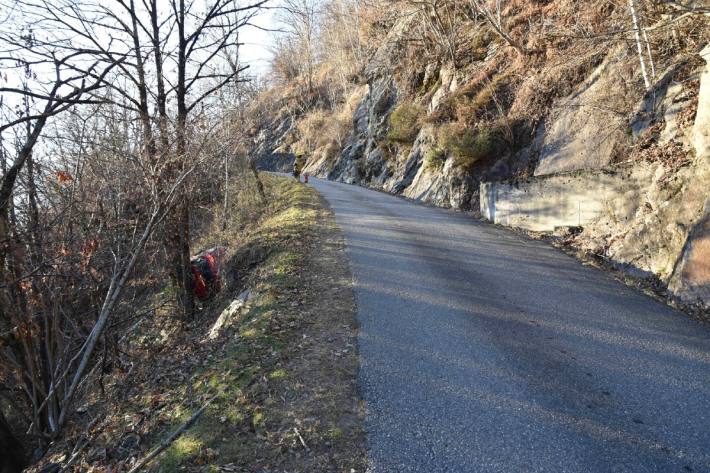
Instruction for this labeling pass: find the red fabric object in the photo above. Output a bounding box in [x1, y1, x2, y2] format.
[205, 253, 217, 275]
[191, 264, 209, 299]
[191, 246, 227, 299]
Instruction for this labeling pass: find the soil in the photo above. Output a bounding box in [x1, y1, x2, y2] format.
[234, 192, 368, 473]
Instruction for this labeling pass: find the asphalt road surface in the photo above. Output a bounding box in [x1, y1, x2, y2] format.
[309, 177, 710, 473]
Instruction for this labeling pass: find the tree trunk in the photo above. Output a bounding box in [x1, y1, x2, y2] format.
[128, 0, 156, 160]
[174, 0, 194, 320]
[150, 0, 170, 151]
[642, 26, 656, 81]
[0, 114, 48, 269]
[470, 0, 528, 55]
[178, 199, 194, 319]
[222, 154, 229, 230]
[629, 0, 651, 89]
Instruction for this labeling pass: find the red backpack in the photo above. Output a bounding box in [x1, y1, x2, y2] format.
[191, 247, 226, 299]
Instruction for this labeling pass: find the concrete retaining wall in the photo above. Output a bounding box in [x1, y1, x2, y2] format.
[480, 165, 655, 232]
[479, 44, 710, 308]
[480, 163, 710, 308]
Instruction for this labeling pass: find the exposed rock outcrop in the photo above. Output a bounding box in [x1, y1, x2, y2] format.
[535, 47, 638, 176]
[668, 43, 710, 305]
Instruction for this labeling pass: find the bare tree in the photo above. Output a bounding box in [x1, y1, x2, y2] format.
[0, 49, 118, 269]
[0, 0, 269, 459]
[19, 0, 265, 318]
[280, 0, 320, 93]
[407, 0, 466, 65]
[628, 0, 652, 89]
[168, 0, 265, 318]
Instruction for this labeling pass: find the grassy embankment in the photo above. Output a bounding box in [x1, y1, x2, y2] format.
[68, 174, 366, 472]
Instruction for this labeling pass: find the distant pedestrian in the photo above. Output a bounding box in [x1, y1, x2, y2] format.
[293, 154, 305, 182]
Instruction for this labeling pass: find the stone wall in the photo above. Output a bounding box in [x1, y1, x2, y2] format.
[480, 157, 710, 307]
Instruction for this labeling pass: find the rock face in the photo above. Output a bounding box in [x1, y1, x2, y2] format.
[319, 57, 479, 208]
[690, 44, 710, 159]
[251, 6, 709, 306]
[256, 152, 294, 172]
[667, 43, 710, 304]
[603, 158, 708, 280]
[485, 153, 710, 306]
[671, 211, 710, 304]
[253, 109, 296, 172]
[483, 43, 710, 306]
[535, 47, 637, 176]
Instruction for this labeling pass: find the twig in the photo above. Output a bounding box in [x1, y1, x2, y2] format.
[126, 397, 216, 473]
[294, 427, 309, 451]
[59, 416, 101, 472]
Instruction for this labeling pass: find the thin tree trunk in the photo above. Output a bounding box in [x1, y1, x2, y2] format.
[128, 0, 156, 159]
[150, 0, 170, 152]
[175, 0, 194, 320]
[222, 153, 229, 230]
[642, 26, 656, 81]
[470, 0, 527, 55]
[629, 0, 651, 89]
[0, 113, 48, 269]
[57, 167, 195, 428]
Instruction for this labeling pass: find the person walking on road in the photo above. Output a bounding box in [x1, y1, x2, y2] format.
[293, 154, 305, 182]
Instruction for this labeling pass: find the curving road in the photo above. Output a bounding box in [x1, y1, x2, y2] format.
[309, 177, 710, 473]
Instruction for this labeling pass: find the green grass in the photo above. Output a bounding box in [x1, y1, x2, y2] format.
[387, 102, 424, 144]
[143, 175, 326, 471]
[160, 436, 203, 471]
[269, 368, 287, 380]
[424, 146, 448, 171]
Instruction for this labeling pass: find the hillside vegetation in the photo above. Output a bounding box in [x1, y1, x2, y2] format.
[18, 175, 365, 471]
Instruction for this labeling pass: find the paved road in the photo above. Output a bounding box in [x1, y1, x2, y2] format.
[309, 177, 710, 473]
